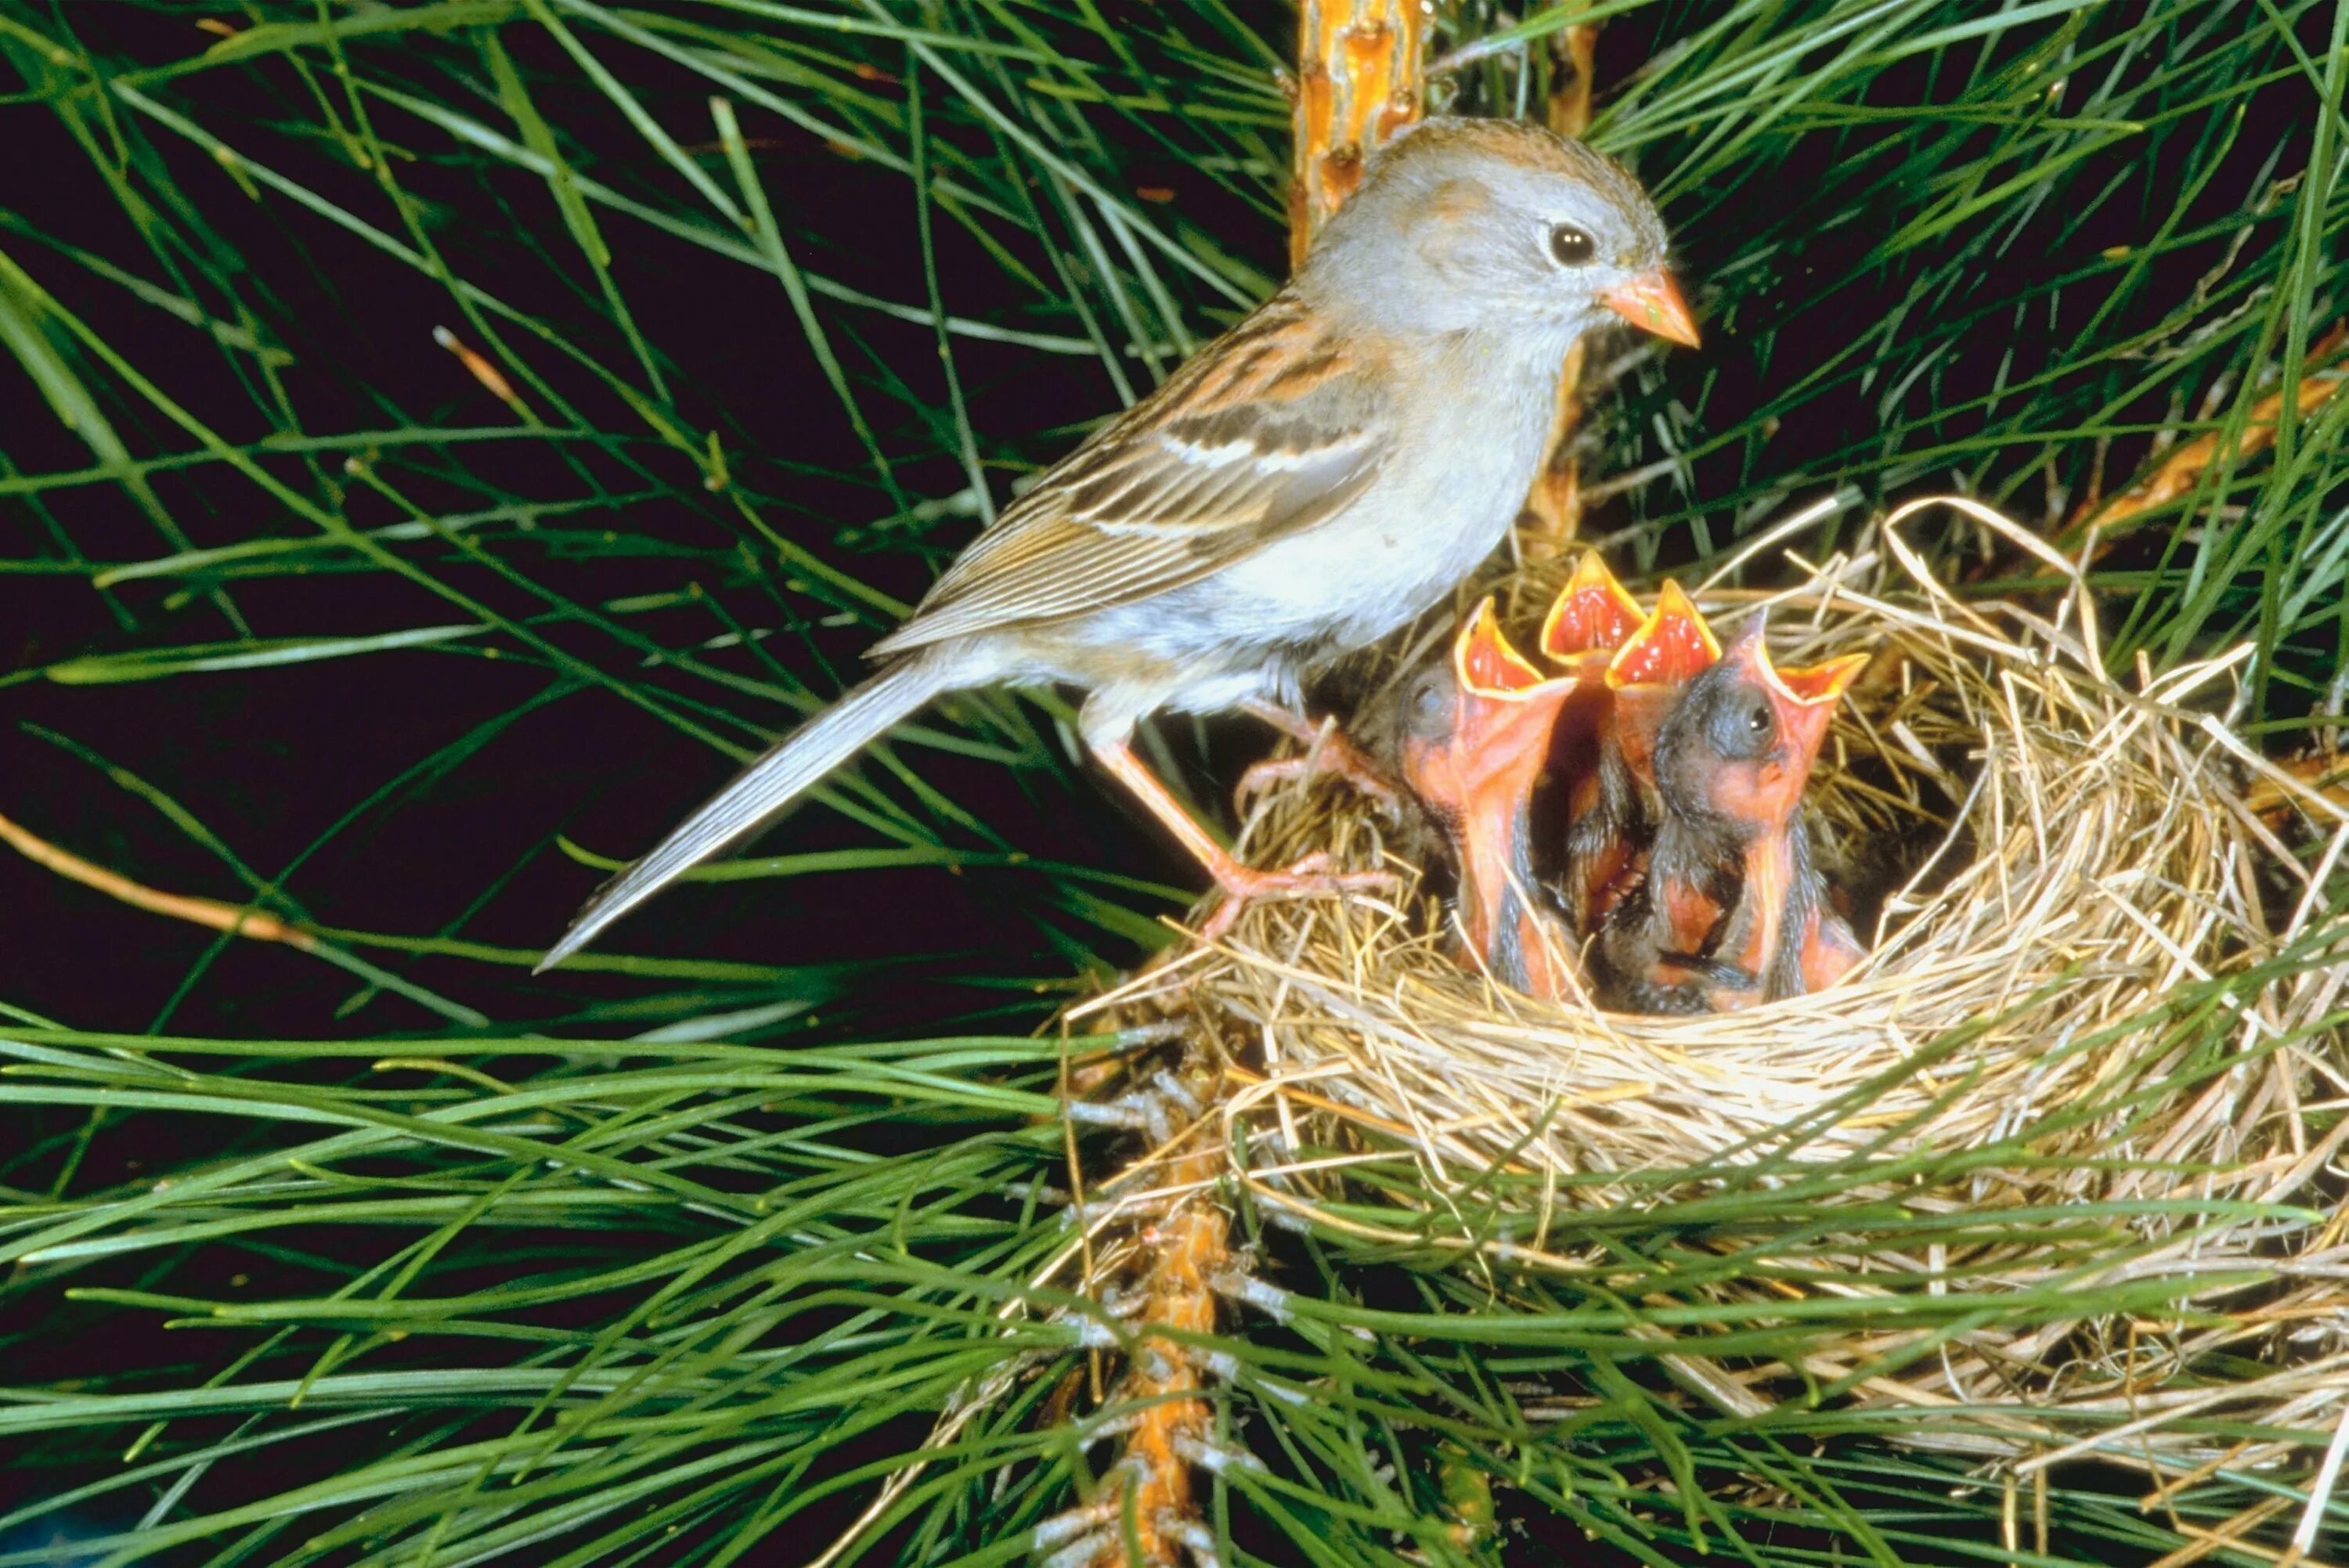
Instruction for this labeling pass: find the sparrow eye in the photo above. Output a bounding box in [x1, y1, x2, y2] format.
[1745, 699, 1773, 737]
[1548, 224, 1596, 267]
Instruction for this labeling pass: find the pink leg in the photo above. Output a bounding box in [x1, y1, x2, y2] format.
[1236, 699, 1402, 814]
[1094, 741, 1395, 940]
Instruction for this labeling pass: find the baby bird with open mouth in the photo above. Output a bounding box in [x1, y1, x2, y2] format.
[1375, 601, 1581, 995]
[1563, 579, 1721, 935]
[1594, 618, 1865, 1012]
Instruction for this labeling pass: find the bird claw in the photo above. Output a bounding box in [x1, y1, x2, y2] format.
[1232, 755, 1312, 812]
[1232, 743, 1404, 819]
[1197, 853, 1398, 941]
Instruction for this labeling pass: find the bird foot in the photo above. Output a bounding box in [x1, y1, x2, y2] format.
[1197, 852, 1398, 942]
[1232, 737, 1402, 818]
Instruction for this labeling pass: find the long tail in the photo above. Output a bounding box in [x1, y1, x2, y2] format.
[537, 654, 954, 971]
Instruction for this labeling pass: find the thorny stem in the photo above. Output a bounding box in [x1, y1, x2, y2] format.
[1041, 1015, 1231, 1568]
[1084, 1123, 1226, 1565]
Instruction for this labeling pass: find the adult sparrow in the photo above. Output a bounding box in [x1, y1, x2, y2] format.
[1594, 619, 1864, 1012]
[540, 117, 1694, 969]
[1561, 579, 1719, 932]
[1376, 600, 1579, 995]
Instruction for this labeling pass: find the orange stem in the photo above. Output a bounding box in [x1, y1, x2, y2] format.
[1288, 0, 1425, 268]
[2059, 322, 2347, 557]
[0, 808, 314, 950]
[1092, 1133, 1225, 1566]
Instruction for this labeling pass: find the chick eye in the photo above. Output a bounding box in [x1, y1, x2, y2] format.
[1745, 699, 1773, 736]
[1548, 223, 1596, 266]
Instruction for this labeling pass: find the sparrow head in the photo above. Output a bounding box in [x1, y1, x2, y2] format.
[1539, 550, 1644, 672]
[1601, 579, 1720, 784]
[1396, 598, 1578, 829]
[1654, 617, 1866, 835]
[1308, 117, 1695, 347]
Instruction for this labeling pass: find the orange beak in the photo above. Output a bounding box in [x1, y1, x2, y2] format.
[1453, 597, 1553, 697]
[1772, 650, 1871, 708]
[1602, 579, 1721, 788]
[1604, 580, 1720, 691]
[1400, 600, 1579, 810]
[1746, 625, 1867, 773]
[1603, 268, 1699, 348]
[1444, 601, 1582, 811]
[1538, 550, 1644, 669]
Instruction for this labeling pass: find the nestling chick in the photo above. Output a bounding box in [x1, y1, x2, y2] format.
[1799, 901, 1869, 993]
[1534, 550, 1644, 878]
[1563, 580, 1720, 933]
[1377, 601, 1579, 995]
[1595, 618, 1865, 1012]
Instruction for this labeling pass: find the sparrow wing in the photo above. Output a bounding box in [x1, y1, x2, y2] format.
[871, 290, 1391, 658]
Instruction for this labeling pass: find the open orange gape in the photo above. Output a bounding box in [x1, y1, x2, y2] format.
[1355, 553, 1867, 1014]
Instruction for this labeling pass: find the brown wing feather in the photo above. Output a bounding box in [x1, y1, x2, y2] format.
[869, 290, 1391, 658]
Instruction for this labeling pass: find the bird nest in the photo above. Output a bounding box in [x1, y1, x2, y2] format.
[1098, 504, 2342, 1200]
[1066, 503, 2349, 1493]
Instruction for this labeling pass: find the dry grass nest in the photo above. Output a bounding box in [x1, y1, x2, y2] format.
[1070, 501, 2349, 1474]
[1102, 501, 2347, 1199]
